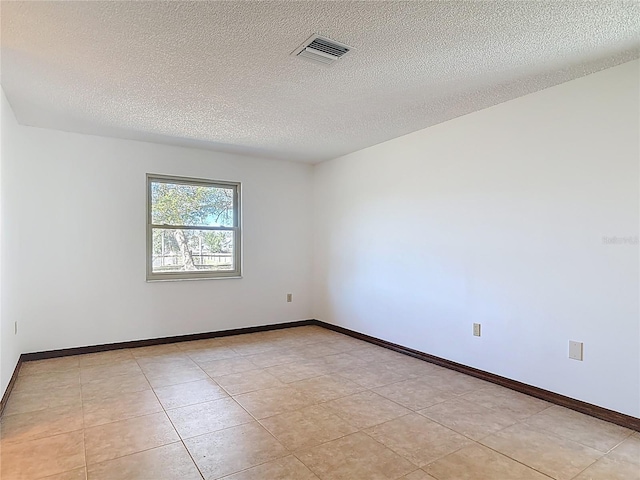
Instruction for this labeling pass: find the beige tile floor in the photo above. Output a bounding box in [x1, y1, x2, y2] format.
[0, 326, 638, 480]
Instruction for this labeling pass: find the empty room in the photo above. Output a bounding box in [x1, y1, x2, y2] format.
[0, 1, 638, 479]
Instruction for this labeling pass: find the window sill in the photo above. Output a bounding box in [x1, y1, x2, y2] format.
[146, 275, 243, 282]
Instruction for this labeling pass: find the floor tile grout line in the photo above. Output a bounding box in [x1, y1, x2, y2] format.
[515, 417, 623, 455]
[10, 341, 556, 459]
[140, 342, 378, 477]
[354, 407, 578, 480]
[359, 425, 472, 472]
[415, 403, 548, 443]
[135, 356, 207, 480]
[566, 456, 605, 480]
[254, 412, 360, 453]
[132, 339, 335, 471]
[6, 328, 633, 480]
[473, 421, 608, 478]
[288, 427, 406, 480]
[83, 440, 186, 471]
[169, 368, 299, 455]
[80, 378, 89, 480]
[199, 444, 291, 479]
[475, 441, 570, 480]
[479, 404, 622, 475]
[364, 408, 483, 443]
[1, 402, 88, 447]
[239, 340, 586, 480]
[81, 408, 176, 435]
[160, 393, 231, 412]
[601, 429, 635, 454]
[80, 375, 164, 431]
[4, 393, 602, 479]
[164, 350, 315, 479]
[1, 427, 86, 444]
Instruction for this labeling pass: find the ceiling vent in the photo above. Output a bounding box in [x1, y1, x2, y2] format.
[292, 34, 352, 66]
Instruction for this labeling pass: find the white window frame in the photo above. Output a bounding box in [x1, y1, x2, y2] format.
[146, 174, 242, 281]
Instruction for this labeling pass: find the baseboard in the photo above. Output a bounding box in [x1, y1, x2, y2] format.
[10, 318, 639, 431]
[21, 319, 316, 362]
[0, 357, 23, 417]
[315, 320, 640, 432]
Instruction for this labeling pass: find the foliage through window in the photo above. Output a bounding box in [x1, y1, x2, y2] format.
[147, 174, 241, 280]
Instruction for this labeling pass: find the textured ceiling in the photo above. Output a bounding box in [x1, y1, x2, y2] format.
[1, 1, 639, 163]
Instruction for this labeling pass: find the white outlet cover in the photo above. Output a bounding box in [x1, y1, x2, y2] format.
[569, 341, 583, 361]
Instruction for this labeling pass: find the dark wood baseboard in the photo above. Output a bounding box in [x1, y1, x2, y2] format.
[0, 356, 23, 417]
[315, 320, 640, 432]
[1, 320, 314, 416]
[7, 318, 639, 431]
[21, 319, 316, 362]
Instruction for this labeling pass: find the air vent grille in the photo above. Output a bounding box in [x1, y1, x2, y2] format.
[292, 35, 352, 66]
[307, 38, 349, 58]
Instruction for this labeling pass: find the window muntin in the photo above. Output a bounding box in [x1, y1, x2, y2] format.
[147, 174, 241, 280]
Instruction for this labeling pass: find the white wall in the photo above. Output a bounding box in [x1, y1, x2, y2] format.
[2, 60, 639, 418]
[1, 89, 314, 366]
[1, 90, 23, 396]
[314, 60, 640, 417]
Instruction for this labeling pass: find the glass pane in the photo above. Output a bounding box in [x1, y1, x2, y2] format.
[151, 181, 234, 227]
[151, 228, 235, 273]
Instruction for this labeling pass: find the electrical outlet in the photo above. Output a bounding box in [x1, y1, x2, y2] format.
[569, 341, 583, 361]
[14, 321, 18, 335]
[473, 323, 481, 337]
[286, 293, 292, 303]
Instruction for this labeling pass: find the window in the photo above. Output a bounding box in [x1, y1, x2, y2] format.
[147, 174, 241, 281]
